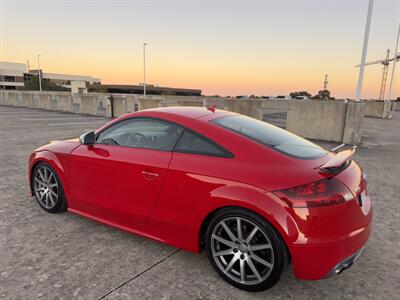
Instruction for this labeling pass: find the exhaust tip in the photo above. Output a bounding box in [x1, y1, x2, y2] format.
[326, 248, 363, 278]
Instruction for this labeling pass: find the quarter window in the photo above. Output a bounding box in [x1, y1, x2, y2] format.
[96, 118, 183, 151]
[174, 130, 231, 157]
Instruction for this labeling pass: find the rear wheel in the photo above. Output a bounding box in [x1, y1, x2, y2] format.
[205, 208, 288, 291]
[32, 162, 67, 213]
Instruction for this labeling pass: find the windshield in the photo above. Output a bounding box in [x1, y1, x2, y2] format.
[211, 115, 328, 159]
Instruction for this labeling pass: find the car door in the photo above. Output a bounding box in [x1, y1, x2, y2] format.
[70, 117, 183, 227]
[149, 129, 235, 242]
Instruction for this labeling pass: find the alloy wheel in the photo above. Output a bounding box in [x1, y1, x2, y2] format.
[34, 166, 59, 209]
[210, 216, 274, 285]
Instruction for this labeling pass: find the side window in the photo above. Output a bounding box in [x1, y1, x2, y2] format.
[96, 118, 183, 151]
[174, 130, 232, 157]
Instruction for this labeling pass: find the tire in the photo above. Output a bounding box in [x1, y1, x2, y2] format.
[32, 162, 67, 213]
[205, 207, 289, 291]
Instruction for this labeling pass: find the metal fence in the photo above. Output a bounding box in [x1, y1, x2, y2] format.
[262, 109, 288, 129]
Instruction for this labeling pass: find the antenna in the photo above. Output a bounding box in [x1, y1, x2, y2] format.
[323, 74, 329, 90]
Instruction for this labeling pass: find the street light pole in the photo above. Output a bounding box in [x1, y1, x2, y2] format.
[37, 54, 42, 92]
[355, 0, 374, 101]
[143, 43, 147, 96]
[387, 18, 400, 100]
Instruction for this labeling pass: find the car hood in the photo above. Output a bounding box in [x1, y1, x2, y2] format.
[34, 138, 81, 154]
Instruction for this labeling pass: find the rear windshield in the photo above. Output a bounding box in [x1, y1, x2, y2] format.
[211, 115, 328, 159]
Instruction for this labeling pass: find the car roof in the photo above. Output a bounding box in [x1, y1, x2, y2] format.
[124, 106, 234, 120]
[96, 106, 234, 134]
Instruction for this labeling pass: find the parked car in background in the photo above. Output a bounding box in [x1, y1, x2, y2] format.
[295, 95, 309, 100]
[261, 96, 276, 100]
[276, 95, 291, 100]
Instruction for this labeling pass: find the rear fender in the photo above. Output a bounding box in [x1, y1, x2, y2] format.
[194, 183, 299, 254]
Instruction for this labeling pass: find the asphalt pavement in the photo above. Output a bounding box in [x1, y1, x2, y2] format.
[0, 105, 399, 299]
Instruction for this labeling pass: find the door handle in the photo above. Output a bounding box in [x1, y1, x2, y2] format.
[141, 170, 159, 179]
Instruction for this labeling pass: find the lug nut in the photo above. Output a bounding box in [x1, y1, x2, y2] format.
[233, 248, 238, 253]
[240, 254, 245, 260]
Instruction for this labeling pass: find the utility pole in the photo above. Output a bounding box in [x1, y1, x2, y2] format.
[387, 18, 400, 100]
[26, 59, 30, 72]
[143, 43, 147, 96]
[37, 54, 42, 92]
[0, 2, 4, 91]
[323, 74, 329, 90]
[355, 0, 374, 101]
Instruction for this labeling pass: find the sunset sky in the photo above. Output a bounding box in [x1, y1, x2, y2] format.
[1, 0, 399, 98]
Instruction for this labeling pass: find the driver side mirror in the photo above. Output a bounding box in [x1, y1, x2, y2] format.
[79, 131, 96, 145]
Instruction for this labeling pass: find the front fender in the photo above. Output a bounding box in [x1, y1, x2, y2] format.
[29, 150, 70, 201]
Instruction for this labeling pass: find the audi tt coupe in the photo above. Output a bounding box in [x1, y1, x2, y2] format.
[29, 106, 372, 291]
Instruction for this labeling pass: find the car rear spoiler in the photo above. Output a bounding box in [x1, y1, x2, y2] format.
[319, 147, 356, 174]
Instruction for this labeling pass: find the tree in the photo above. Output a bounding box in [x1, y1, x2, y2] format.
[21, 76, 70, 92]
[88, 83, 108, 93]
[312, 89, 335, 100]
[156, 90, 175, 96]
[290, 91, 312, 99]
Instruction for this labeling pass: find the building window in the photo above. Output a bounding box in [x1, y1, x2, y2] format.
[4, 76, 16, 82]
[24, 74, 34, 81]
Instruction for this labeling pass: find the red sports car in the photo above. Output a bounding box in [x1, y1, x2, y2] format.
[29, 106, 372, 291]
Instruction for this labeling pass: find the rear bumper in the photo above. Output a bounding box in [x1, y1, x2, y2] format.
[290, 220, 372, 280]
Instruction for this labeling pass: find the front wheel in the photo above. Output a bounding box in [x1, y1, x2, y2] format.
[205, 208, 289, 291]
[32, 162, 67, 213]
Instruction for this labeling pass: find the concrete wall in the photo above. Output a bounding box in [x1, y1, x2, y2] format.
[259, 100, 365, 145]
[343, 102, 365, 145]
[392, 101, 400, 111]
[363, 100, 392, 119]
[287, 101, 347, 142]
[0, 91, 365, 145]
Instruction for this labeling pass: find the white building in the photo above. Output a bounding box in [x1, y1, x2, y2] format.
[29, 70, 101, 93]
[0, 61, 101, 93]
[0, 61, 27, 89]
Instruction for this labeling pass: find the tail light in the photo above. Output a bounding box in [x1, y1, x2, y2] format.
[361, 171, 368, 191]
[273, 178, 354, 208]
